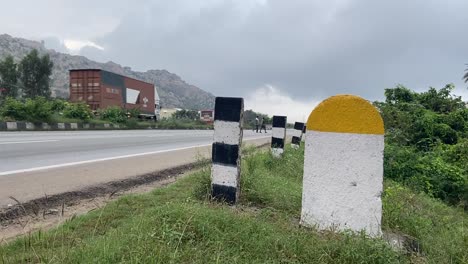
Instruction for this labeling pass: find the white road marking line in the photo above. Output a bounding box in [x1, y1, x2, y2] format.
[0, 144, 210, 176]
[0, 140, 59, 145]
[0, 136, 270, 177]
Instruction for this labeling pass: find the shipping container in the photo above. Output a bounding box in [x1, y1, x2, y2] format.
[69, 69, 158, 118]
[70, 69, 159, 117]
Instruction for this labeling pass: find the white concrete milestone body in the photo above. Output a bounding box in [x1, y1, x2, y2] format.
[300, 95, 385, 237]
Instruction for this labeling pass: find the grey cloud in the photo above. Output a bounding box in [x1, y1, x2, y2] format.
[5, 0, 466, 101]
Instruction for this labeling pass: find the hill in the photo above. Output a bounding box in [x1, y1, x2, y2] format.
[0, 34, 215, 110]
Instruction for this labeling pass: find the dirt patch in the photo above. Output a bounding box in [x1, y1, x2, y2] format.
[0, 162, 204, 243]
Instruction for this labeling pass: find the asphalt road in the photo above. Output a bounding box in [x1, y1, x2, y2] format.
[0, 130, 269, 175]
[0, 129, 271, 207]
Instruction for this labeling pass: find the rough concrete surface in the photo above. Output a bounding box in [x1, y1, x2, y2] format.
[301, 131, 384, 236]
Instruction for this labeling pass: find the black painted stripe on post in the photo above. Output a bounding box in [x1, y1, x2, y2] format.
[272, 116, 287, 128]
[211, 184, 237, 204]
[292, 136, 301, 145]
[214, 97, 243, 122]
[303, 125, 306, 133]
[0, 122, 6, 130]
[212, 142, 239, 166]
[271, 137, 285, 149]
[294, 122, 305, 130]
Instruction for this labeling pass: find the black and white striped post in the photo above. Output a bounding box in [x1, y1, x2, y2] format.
[211, 97, 244, 204]
[291, 122, 305, 149]
[271, 115, 287, 158]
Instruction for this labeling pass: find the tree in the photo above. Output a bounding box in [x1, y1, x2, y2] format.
[0, 55, 19, 98]
[18, 49, 53, 98]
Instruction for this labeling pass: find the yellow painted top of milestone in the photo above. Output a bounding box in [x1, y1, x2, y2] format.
[307, 94, 384, 135]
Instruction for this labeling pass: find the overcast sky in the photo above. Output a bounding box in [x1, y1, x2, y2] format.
[1, 0, 467, 121]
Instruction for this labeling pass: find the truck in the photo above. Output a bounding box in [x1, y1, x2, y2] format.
[69, 69, 160, 119]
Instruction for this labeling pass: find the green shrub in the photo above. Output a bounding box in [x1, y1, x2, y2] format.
[99, 106, 127, 123]
[0, 97, 26, 120]
[50, 99, 68, 112]
[63, 102, 92, 121]
[0, 96, 53, 122]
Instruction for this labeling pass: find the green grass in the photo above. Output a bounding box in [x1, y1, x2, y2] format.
[0, 146, 466, 263]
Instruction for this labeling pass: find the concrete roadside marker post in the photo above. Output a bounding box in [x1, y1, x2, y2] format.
[211, 97, 244, 204]
[291, 122, 305, 149]
[271, 115, 287, 157]
[300, 95, 385, 237]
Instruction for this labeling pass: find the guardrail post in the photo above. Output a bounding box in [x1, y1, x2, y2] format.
[211, 97, 244, 204]
[291, 122, 305, 149]
[300, 95, 385, 237]
[271, 115, 287, 157]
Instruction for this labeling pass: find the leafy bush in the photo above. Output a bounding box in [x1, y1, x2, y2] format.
[99, 106, 127, 123]
[378, 85, 467, 207]
[63, 102, 92, 120]
[0, 96, 53, 122]
[50, 99, 68, 112]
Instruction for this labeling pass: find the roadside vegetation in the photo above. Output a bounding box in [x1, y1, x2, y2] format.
[376, 84, 467, 207]
[1, 143, 466, 263]
[0, 98, 212, 129]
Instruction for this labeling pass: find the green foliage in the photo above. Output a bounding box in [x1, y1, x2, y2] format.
[63, 102, 92, 121]
[0, 55, 19, 98]
[50, 99, 67, 112]
[99, 106, 127, 123]
[0, 96, 53, 122]
[173, 109, 199, 120]
[377, 84, 467, 206]
[18, 49, 53, 98]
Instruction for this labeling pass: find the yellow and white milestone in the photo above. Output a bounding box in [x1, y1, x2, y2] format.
[300, 94, 385, 237]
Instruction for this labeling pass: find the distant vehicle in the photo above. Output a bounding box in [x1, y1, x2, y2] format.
[199, 109, 214, 124]
[69, 69, 160, 119]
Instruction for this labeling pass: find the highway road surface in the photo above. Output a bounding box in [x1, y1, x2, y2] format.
[0, 130, 270, 208]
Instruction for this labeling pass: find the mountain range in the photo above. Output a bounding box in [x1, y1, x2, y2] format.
[0, 34, 215, 110]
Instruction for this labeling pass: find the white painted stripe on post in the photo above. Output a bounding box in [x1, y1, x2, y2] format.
[301, 130, 384, 236]
[213, 120, 241, 145]
[291, 129, 302, 138]
[211, 164, 238, 187]
[271, 147, 284, 158]
[272, 127, 285, 139]
[6, 122, 17, 130]
[71, 123, 78, 129]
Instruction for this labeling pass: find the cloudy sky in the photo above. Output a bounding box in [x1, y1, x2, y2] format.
[1, 0, 467, 121]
